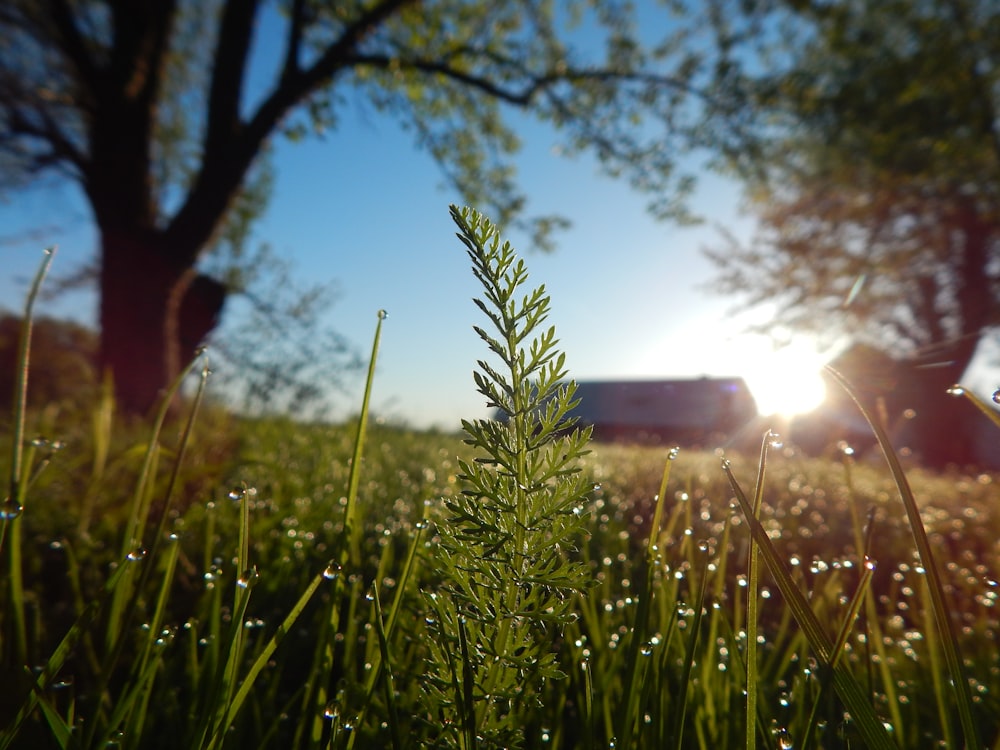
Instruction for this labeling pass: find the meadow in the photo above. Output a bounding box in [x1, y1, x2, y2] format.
[1, 208, 999, 749]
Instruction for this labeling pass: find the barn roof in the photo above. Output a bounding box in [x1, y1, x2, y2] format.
[567, 377, 757, 429]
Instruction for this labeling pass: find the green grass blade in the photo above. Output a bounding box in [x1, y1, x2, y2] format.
[3, 247, 55, 666]
[617, 446, 679, 747]
[0, 554, 134, 750]
[311, 311, 385, 743]
[347, 521, 426, 750]
[801, 554, 876, 749]
[950, 383, 1000, 430]
[6, 246, 54, 512]
[745, 432, 773, 750]
[369, 583, 402, 750]
[214, 570, 327, 744]
[672, 547, 711, 750]
[723, 460, 896, 750]
[647, 446, 679, 561]
[343, 310, 385, 568]
[827, 366, 983, 750]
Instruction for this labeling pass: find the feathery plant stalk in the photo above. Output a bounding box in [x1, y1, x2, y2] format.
[422, 206, 593, 748]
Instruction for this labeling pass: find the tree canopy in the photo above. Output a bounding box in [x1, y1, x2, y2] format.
[0, 0, 734, 413]
[708, 0, 1000, 358]
[703, 0, 1000, 464]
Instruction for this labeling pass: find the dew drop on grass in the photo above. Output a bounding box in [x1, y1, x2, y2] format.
[126, 547, 147, 562]
[323, 561, 342, 580]
[668, 446, 680, 460]
[640, 642, 654, 656]
[228, 487, 244, 501]
[947, 384, 965, 396]
[237, 566, 259, 588]
[323, 702, 339, 720]
[1, 497, 23, 520]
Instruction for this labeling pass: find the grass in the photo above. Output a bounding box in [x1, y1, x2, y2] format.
[2, 210, 999, 748]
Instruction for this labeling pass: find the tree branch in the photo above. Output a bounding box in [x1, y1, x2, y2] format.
[281, 0, 307, 84]
[45, 0, 99, 86]
[203, 0, 260, 162]
[168, 0, 418, 262]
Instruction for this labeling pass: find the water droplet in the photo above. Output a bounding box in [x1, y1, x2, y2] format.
[640, 642, 654, 656]
[377, 309, 388, 319]
[227, 487, 245, 501]
[947, 384, 966, 397]
[237, 566, 259, 588]
[126, 547, 147, 562]
[1, 497, 23, 520]
[767, 430, 783, 449]
[323, 702, 339, 720]
[668, 446, 680, 460]
[993, 389, 1000, 405]
[31, 436, 49, 447]
[323, 561, 342, 580]
[864, 556, 877, 572]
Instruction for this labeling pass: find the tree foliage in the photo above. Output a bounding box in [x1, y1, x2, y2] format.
[706, 0, 1000, 366]
[0, 0, 731, 412]
[704, 0, 1000, 464]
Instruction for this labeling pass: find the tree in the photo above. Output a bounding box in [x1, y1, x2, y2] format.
[0, 0, 726, 413]
[704, 0, 1000, 465]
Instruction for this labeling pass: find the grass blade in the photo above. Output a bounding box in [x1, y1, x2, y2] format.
[617, 446, 679, 748]
[723, 459, 896, 750]
[3, 247, 55, 665]
[827, 366, 983, 750]
[0, 554, 134, 750]
[343, 309, 386, 568]
[213, 570, 328, 744]
[744, 432, 773, 750]
[949, 383, 1000, 430]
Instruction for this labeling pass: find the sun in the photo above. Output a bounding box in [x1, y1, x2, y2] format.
[741, 342, 829, 417]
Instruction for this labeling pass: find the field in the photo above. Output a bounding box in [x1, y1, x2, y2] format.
[2, 210, 999, 748]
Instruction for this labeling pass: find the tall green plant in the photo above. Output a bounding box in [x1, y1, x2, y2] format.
[421, 206, 593, 748]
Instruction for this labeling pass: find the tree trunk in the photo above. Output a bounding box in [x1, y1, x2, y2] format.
[99, 228, 225, 414]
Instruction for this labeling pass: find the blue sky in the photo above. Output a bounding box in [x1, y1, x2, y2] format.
[2, 18, 997, 430]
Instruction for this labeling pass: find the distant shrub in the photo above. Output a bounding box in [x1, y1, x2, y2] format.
[0, 313, 98, 411]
